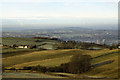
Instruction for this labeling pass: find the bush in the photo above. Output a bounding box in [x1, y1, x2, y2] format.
[29, 45, 37, 49]
[35, 40, 42, 42]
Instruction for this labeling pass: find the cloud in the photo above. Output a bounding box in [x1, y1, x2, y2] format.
[2, 0, 119, 3]
[3, 17, 49, 20]
[2, 0, 65, 3]
[23, 17, 48, 20]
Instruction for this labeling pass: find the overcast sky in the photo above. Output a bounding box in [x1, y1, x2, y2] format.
[1, 0, 119, 28]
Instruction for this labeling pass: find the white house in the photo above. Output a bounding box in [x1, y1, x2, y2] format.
[24, 46, 28, 48]
[18, 46, 24, 48]
[118, 46, 120, 49]
[18, 45, 28, 49]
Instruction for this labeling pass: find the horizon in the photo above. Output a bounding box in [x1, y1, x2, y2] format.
[2, 26, 118, 32]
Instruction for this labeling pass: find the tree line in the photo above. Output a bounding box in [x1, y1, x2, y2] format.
[56, 40, 111, 50]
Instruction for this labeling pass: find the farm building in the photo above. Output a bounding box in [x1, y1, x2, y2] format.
[17, 45, 29, 49]
[118, 46, 120, 49]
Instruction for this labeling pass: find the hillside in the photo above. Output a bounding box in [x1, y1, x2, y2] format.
[80, 49, 119, 78]
[2, 37, 119, 79]
[2, 37, 58, 50]
[3, 49, 83, 67]
[2, 49, 119, 78]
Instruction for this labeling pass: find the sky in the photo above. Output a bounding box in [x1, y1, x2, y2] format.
[1, 0, 119, 29]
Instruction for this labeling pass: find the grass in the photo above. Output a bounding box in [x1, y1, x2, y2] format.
[2, 37, 60, 58]
[2, 43, 119, 79]
[85, 49, 119, 58]
[2, 37, 58, 49]
[12, 55, 72, 68]
[2, 37, 38, 45]
[2, 48, 39, 58]
[79, 49, 119, 78]
[91, 51, 118, 64]
[3, 49, 119, 67]
[3, 49, 83, 67]
[3, 48, 37, 53]
[86, 57, 118, 78]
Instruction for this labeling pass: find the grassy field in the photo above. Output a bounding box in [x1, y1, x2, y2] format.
[2, 37, 58, 50]
[2, 37, 60, 58]
[3, 49, 83, 67]
[2, 37, 57, 45]
[79, 49, 119, 78]
[2, 37, 119, 78]
[2, 48, 40, 58]
[12, 55, 72, 68]
[3, 49, 119, 78]
[3, 49, 119, 66]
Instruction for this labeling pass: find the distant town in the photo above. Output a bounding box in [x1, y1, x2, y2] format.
[2, 27, 118, 45]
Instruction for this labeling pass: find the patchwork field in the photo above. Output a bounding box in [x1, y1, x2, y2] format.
[2, 37, 58, 50]
[2, 37, 58, 46]
[2, 37, 119, 78]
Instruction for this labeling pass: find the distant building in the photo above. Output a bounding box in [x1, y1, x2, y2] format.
[97, 40, 100, 44]
[103, 39, 106, 44]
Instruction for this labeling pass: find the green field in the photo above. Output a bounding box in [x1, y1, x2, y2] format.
[2, 37, 58, 50]
[2, 37, 57, 45]
[2, 48, 40, 58]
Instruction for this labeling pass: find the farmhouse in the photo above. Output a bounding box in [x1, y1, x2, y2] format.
[118, 46, 120, 49]
[17, 45, 29, 49]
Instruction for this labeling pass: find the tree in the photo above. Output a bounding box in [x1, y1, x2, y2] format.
[29, 45, 37, 49]
[13, 44, 17, 48]
[68, 54, 91, 74]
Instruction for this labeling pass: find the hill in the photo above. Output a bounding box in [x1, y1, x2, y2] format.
[2, 37, 119, 78]
[2, 49, 119, 78]
[2, 37, 58, 47]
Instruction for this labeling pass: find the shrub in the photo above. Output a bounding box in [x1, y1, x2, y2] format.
[29, 45, 37, 49]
